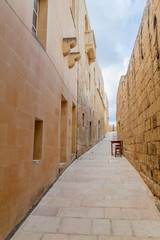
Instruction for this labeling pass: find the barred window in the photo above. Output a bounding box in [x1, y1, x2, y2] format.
[32, 0, 39, 35]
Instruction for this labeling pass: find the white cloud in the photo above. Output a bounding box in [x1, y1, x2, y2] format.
[102, 58, 128, 123]
[86, 0, 146, 124]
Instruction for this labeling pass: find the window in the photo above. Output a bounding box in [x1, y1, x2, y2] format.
[32, 0, 48, 49]
[89, 73, 91, 91]
[71, 104, 76, 153]
[89, 121, 92, 145]
[32, 0, 39, 35]
[60, 96, 68, 163]
[70, 0, 76, 26]
[85, 15, 89, 31]
[33, 118, 43, 161]
[71, 0, 75, 19]
[82, 113, 85, 127]
[98, 120, 100, 139]
[94, 68, 96, 84]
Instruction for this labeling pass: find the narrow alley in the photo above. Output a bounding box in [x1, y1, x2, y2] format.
[11, 133, 160, 240]
[1, 1, 160, 239]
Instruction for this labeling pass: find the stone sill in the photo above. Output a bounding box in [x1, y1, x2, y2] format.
[32, 159, 41, 164]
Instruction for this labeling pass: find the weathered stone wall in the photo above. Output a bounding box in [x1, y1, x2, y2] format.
[117, 0, 160, 199]
[76, 0, 109, 157]
[0, 0, 78, 238]
[0, 0, 109, 238]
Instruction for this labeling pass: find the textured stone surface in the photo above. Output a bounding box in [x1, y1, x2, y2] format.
[105, 208, 122, 219]
[112, 220, 133, 236]
[11, 133, 160, 240]
[0, 0, 109, 239]
[117, 0, 160, 199]
[59, 218, 91, 235]
[42, 234, 69, 240]
[92, 219, 111, 235]
[22, 216, 61, 233]
[131, 220, 160, 237]
[76, 0, 109, 158]
[0, 0, 78, 238]
[12, 232, 43, 240]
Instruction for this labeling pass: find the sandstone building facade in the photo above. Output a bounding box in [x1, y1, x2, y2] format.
[117, 0, 160, 199]
[0, 0, 108, 239]
[76, 0, 109, 157]
[0, 0, 78, 238]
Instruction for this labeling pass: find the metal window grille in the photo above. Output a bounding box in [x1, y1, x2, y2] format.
[32, 0, 39, 35]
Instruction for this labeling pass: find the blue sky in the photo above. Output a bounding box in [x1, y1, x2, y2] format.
[85, 0, 146, 125]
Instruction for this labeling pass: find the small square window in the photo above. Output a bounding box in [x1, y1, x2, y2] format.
[33, 118, 43, 161]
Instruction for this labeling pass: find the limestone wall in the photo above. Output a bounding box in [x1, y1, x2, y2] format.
[76, 0, 109, 157]
[0, 0, 78, 238]
[0, 0, 109, 238]
[117, 0, 160, 199]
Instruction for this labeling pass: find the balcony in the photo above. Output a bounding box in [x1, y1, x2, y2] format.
[85, 30, 96, 64]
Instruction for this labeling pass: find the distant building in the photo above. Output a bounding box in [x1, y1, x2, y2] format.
[109, 124, 116, 132]
[76, 0, 109, 157]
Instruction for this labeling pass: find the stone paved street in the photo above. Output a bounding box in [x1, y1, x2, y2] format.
[12, 133, 160, 240]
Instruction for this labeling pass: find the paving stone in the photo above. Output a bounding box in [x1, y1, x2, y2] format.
[69, 235, 97, 240]
[98, 237, 160, 240]
[12, 232, 43, 240]
[121, 208, 141, 220]
[10, 134, 160, 239]
[139, 208, 160, 220]
[131, 220, 160, 237]
[33, 206, 59, 216]
[39, 197, 71, 207]
[92, 219, 111, 235]
[59, 218, 91, 235]
[87, 207, 104, 218]
[105, 208, 122, 219]
[22, 216, 61, 233]
[112, 220, 133, 236]
[57, 207, 88, 218]
[42, 234, 69, 240]
[71, 196, 84, 206]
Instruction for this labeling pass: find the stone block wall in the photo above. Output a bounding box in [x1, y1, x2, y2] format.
[117, 0, 160, 199]
[0, 0, 109, 238]
[76, 60, 108, 157]
[76, 0, 109, 157]
[0, 0, 77, 238]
